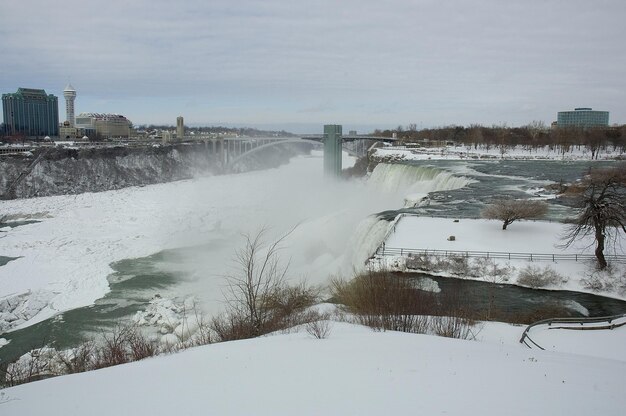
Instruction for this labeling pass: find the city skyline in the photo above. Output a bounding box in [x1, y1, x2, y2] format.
[1, 0, 625, 133]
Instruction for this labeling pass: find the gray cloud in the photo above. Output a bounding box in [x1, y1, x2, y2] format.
[1, 0, 625, 128]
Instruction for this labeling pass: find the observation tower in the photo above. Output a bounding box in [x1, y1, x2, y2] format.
[63, 83, 77, 126]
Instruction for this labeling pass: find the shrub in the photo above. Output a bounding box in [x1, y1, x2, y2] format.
[56, 340, 97, 374]
[331, 270, 436, 333]
[210, 313, 257, 342]
[430, 285, 477, 340]
[405, 253, 436, 272]
[580, 264, 626, 295]
[1, 324, 162, 388]
[405, 253, 514, 283]
[517, 265, 566, 288]
[331, 270, 478, 339]
[305, 312, 332, 339]
[431, 316, 473, 339]
[209, 282, 320, 342]
[1, 347, 56, 387]
[446, 255, 471, 276]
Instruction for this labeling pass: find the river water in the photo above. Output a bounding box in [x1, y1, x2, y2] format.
[1, 154, 625, 363]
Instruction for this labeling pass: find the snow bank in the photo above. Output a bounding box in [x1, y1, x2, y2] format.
[526, 319, 626, 361]
[2, 322, 625, 415]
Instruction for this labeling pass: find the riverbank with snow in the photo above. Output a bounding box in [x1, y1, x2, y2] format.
[374, 143, 625, 161]
[374, 216, 626, 301]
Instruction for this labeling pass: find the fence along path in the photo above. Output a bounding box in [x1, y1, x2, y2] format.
[519, 313, 626, 350]
[376, 246, 626, 264]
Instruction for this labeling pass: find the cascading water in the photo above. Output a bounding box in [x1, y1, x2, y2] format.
[344, 163, 475, 272]
[367, 163, 475, 207]
[346, 215, 393, 272]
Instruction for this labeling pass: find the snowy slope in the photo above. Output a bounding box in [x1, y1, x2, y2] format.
[1, 322, 625, 416]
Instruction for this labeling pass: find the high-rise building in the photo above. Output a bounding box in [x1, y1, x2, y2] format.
[176, 116, 184, 139]
[63, 84, 77, 126]
[2, 87, 59, 137]
[557, 108, 609, 128]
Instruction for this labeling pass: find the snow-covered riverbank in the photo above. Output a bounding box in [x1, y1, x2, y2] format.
[375, 216, 626, 301]
[374, 143, 625, 162]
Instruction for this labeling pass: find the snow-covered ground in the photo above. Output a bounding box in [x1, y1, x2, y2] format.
[374, 143, 625, 161]
[523, 316, 626, 361]
[377, 216, 626, 300]
[2, 320, 625, 415]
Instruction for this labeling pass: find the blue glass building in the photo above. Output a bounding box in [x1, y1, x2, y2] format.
[557, 108, 609, 128]
[2, 88, 59, 137]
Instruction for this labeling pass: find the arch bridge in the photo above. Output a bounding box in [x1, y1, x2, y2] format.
[217, 126, 396, 175]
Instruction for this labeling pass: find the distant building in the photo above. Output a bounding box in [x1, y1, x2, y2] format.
[2, 87, 59, 137]
[59, 121, 80, 139]
[176, 116, 184, 139]
[75, 112, 132, 138]
[63, 84, 77, 126]
[557, 108, 609, 128]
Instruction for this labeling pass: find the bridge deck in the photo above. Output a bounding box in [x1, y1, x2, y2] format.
[300, 135, 397, 143]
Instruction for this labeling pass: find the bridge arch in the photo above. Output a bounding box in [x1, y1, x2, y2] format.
[225, 137, 383, 171]
[226, 138, 321, 168]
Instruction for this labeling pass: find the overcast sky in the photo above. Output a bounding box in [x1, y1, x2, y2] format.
[1, 0, 625, 133]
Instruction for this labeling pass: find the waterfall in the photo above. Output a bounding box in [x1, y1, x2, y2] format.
[368, 163, 474, 194]
[346, 215, 393, 273]
[367, 163, 474, 207]
[341, 163, 475, 271]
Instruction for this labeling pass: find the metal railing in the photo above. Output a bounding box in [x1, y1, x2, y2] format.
[376, 246, 626, 264]
[519, 313, 626, 349]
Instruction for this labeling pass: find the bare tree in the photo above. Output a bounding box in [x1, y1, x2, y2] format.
[482, 199, 548, 230]
[561, 165, 626, 269]
[584, 128, 607, 160]
[223, 228, 290, 337]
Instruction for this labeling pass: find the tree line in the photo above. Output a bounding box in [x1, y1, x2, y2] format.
[373, 123, 626, 157]
[134, 124, 294, 138]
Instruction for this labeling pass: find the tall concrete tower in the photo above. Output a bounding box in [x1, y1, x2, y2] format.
[176, 116, 184, 139]
[63, 84, 77, 126]
[323, 124, 342, 177]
